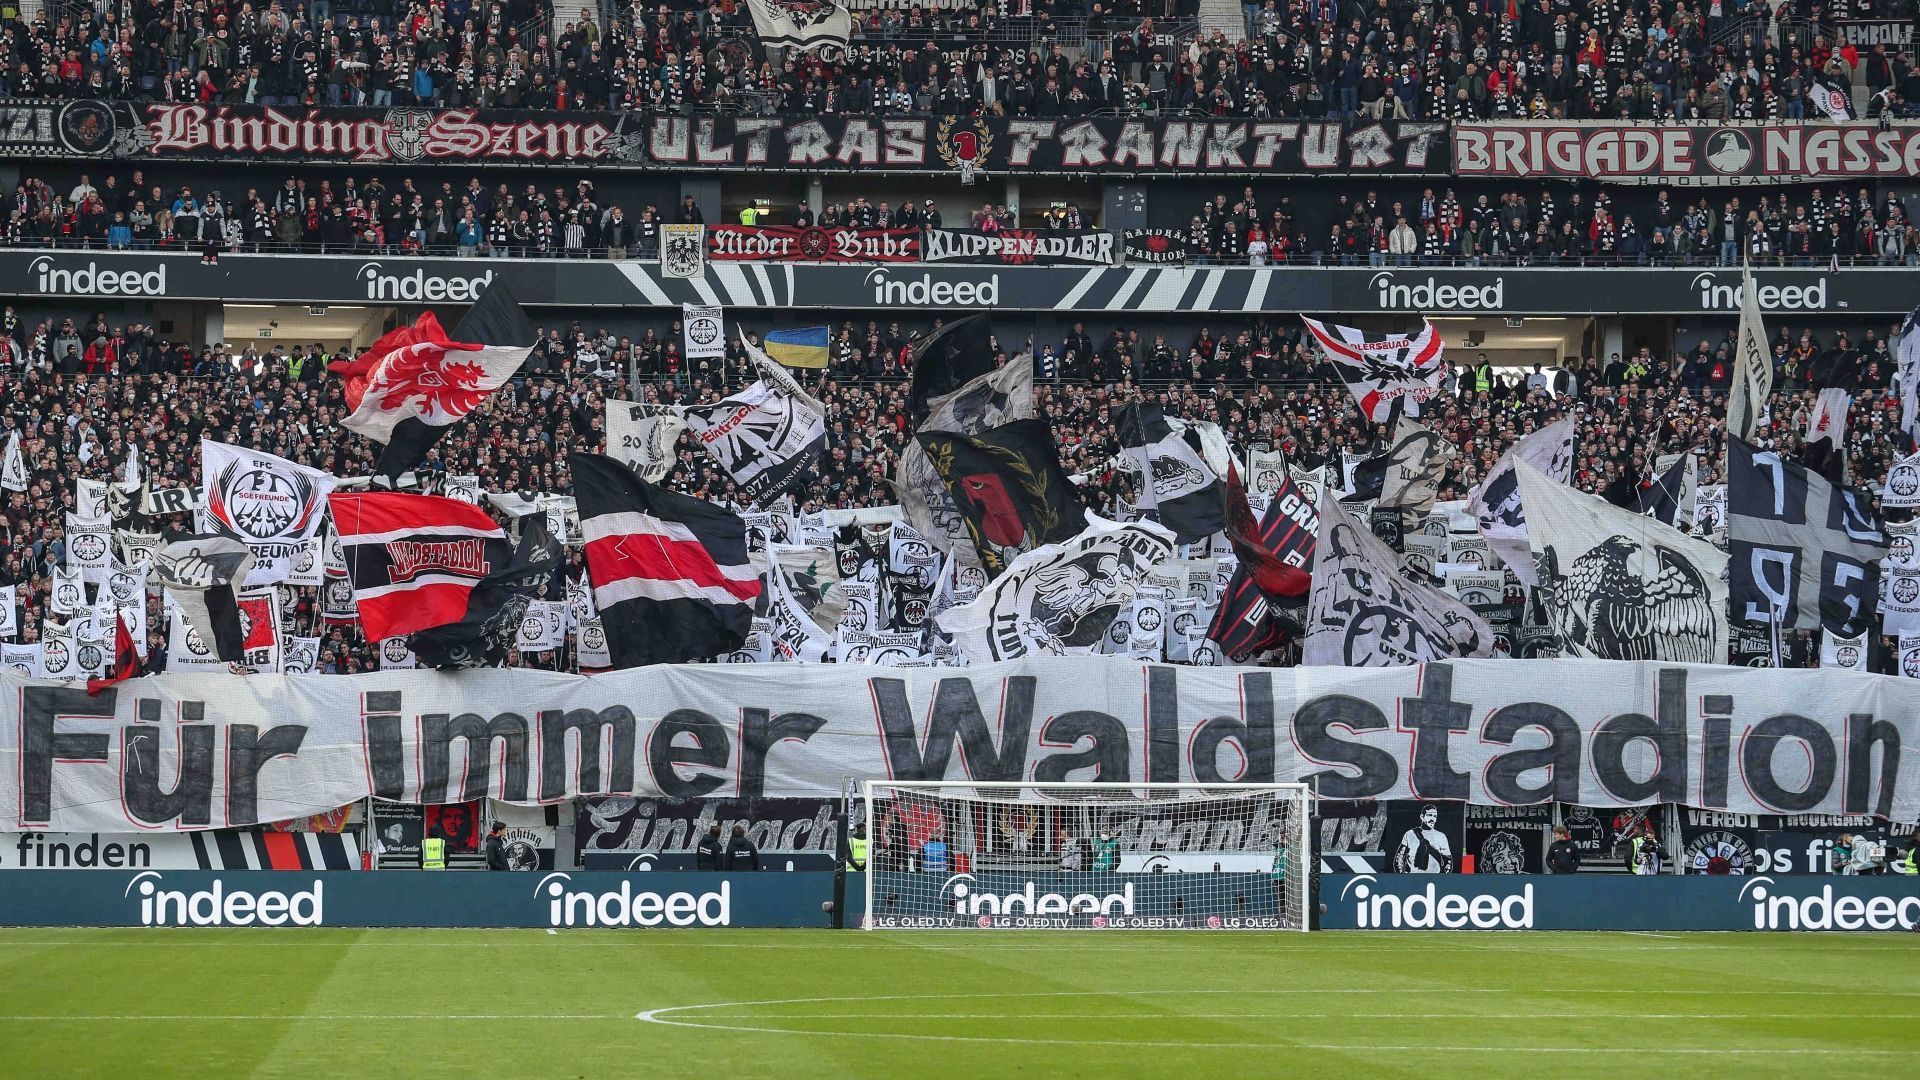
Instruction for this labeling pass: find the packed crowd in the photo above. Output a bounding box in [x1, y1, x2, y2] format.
[1, 307, 1911, 673]
[13, 161, 1920, 270]
[0, 0, 1911, 120]
[1180, 182, 1920, 266]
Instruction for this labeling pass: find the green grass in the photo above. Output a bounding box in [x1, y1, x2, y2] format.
[0, 929, 1915, 1078]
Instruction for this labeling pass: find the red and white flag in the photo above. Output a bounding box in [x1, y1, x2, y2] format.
[328, 492, 510, 643]
[1301, 316, 1447, 421]
[329, 285, 536, 480]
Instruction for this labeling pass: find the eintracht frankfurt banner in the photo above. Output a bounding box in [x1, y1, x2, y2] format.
[1301, 317, 1447, 420]
[201, 440, 337, 586]
[6, 656, 1920, 830]
[681, 379, 826, 505]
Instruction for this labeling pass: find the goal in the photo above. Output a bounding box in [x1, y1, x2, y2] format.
[859, 782, 1311, 931]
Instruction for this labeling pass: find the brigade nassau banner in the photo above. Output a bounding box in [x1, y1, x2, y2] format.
[7, 100, 1444, 175]
[1454, 122, 1920, 185]
[3, 658, 1919, 832]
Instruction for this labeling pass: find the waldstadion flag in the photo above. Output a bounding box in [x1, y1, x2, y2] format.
[1301, 316, 1447, 421]
[330, 284, 537, 481]
[410, 518, 564, 670]
[762, 327, 831, 369]
[328, 491, 511, 643]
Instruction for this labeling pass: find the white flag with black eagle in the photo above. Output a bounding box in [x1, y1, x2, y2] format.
[1376, 417, 1458, 513]
[745, 0, 852, 52]
[1514, 462, 1729, 663]
[201, 440, 338, 586]
[1466, 416, 1576, 585]
[1, 431, 25, 492]
[1303, 488, 1491, 666]
[936, 512, 1175, 662]
[1301, 316, 1448, 421]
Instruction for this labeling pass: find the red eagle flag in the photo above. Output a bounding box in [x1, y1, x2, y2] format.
[87, 613, 140, 696]
[331, 283, 537, 481]
[327, 491, 511, 643]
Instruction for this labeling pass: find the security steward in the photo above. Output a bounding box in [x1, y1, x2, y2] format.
[421, 827, 447, 870]
[847, 824, 869, 872]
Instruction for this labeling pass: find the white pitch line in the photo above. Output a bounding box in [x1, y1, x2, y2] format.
[682, 1011, 1912, 1021]
[0, 1015, 627, 1021]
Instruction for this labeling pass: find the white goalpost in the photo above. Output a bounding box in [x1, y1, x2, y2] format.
[859, 781, 1313, 931]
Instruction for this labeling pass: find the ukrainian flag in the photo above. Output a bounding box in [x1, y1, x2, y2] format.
[762, 326, 831, 369]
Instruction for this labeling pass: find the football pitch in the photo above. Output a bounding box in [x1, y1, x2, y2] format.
[0, 929, 1915, 1078]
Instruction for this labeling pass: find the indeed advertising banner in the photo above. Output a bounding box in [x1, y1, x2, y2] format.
[5, 658, 1920, 832]
[0, 870, 834, 928]
[1321, 873, 1920, 931]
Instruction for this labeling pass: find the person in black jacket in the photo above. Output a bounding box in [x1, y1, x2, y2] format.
[695, 823, 724, 871]
[725, 825, 761, 872]
[1547, 826, 1581, 874]
[485, 821, 509, 870]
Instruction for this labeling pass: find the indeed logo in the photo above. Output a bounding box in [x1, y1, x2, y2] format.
[1691, 273, 1828, 311]
[1371, 272, 1504, 311]
[865, 269, 998, 307]
[537, 873, 731, 928]
[125, 871, 323, 926]
[941, 873, 1135, 917]
[358, 261, 494, 302]
[1740, 877, 1920, 930]
[31, 256, 167, 297]
[1341, 874, 1534, 929]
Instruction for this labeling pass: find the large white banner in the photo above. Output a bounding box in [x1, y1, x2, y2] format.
[3, 657, 1919, 831]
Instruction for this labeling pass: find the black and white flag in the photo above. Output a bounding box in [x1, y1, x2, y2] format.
[1820, 629, 1870, 672]
[681, 379, 825, 506]
[1727, 265, 1773, 440]
[936, 513, 1175, 662]
[1515, 462, 1729, 662]
[605, 399, 687, 483]
[682, 304, 726, 360]
[1, 431, 25, 492]
[151, 534, 256, 663]
[1376, 417, 1457, 513]
[65, 513, 112, 584]
[745, 0, 852, 53]
[1727, 436, 1885, 637]
[1303, 489, 1491, 666]
[1467, 417, 1575, 585]
[1884, 447, 1920, 510]
[1898, 305, 1920, 445]
[1638, 452, 1698, 528]
[1114, 403, 1227, 545]
[1801, 387, 1850, 485]
[897, 354, 1034, 554]
[75, 477, 109, 519]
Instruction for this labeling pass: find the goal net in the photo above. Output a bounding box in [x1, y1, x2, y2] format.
[860, 782, 1311, 931]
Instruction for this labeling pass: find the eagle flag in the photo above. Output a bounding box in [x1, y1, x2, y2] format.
[1301, 316, 1447, 421]
[330, 283, 537, 482]
[1114, 403, 1228, 545]
[328, 491, 511, 643]
[916, 418, 1085, 577]
[906, 315, 997, 425]
[570, 453, 762, 667]
[150, 534, 255, 663]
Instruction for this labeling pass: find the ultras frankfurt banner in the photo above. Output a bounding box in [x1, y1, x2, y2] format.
[3, 657, 1917, 831]
[0, 99, 1445, 174]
